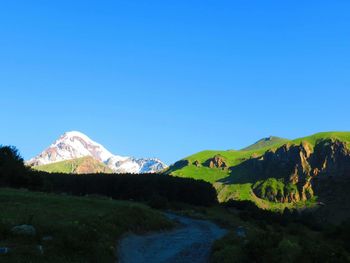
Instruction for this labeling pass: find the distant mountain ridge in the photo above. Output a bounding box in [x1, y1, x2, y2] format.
[241, 136, 289, 151]
[27, 131, 167, 174]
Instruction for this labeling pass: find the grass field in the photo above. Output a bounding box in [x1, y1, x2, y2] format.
[0, 188, 172, 262]
[172, 166, 230, 183]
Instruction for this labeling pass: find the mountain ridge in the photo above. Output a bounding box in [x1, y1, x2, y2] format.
[27, 131, 167, 174]
[167, 131, 350, 215]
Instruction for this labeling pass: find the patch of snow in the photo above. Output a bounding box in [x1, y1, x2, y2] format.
[27, 131, 167, 173]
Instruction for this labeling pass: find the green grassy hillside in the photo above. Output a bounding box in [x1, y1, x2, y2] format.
[292, 131, 350, 147]
[167, 150, 255, 183]
[0, 188, 172, 262]
[167, 132, 350, 209]
[33, 156, 113, 174]
[167, 147, 280, 183]
[241, 136, 290, 151]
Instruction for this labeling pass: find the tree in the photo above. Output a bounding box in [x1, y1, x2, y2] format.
[0, 145, 28, 187]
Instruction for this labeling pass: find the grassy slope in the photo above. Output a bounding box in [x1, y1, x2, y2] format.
[0, 188, 172, 262]
[169, 146, 282, 183]
[169, 132, 350, 208]
[169, 149, 265, 182]
[241, 136, 290, 151]
[292, 131, 350, 147]
[33, 156, 113, 174]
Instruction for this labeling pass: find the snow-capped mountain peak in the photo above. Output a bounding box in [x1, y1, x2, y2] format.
[28, 131, 114, 165]
[27, 131, 167, 173]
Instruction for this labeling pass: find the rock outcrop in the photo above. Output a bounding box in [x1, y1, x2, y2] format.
[74, 157, 113, 174]
[204, 155, 228, 169]
[193, 160, 201, 167]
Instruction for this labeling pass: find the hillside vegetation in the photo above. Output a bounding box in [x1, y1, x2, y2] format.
[0, 188, 172, 262]
[167, 132, 350, 212]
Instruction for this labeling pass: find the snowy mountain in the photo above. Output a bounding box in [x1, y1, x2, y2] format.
[27, 131, 167, 173]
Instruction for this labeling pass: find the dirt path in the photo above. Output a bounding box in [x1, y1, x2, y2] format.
[117, 213, 227, 263]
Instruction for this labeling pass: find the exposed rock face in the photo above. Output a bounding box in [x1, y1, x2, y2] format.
[312, 139, 350, 178]
[74, 157, 113, 174]
[205, 155, 227, 169]
[243, 139, 350, 203]
[247, 142, 313, 202]
[193, 160, 201, 167]
[284, 191, 301, 203]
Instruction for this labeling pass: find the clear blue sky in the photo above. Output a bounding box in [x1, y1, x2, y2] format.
[0, 1, 349, 164]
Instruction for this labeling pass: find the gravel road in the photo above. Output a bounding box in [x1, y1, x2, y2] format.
[117, 213, 227, 263]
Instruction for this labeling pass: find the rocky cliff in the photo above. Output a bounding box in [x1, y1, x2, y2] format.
[238, 139, 350, 203]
